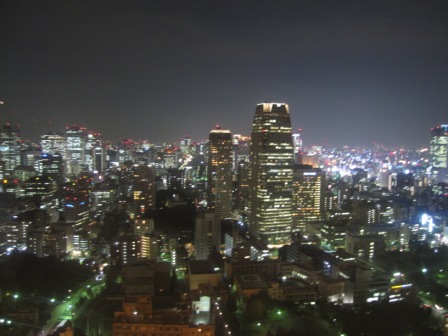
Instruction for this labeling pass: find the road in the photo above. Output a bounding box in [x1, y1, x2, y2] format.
[39, 276, 105, 335]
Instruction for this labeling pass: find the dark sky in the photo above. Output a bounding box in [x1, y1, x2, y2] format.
[1, 0, 448, 148]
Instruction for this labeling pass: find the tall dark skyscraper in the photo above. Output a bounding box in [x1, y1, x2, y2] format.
[248, 103, 294, 247]
[430, 124, 448, 183]
[207, 126, 233, 221]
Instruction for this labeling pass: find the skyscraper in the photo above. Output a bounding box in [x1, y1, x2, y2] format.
[40, 132, 67, 158]
[207, 126, 233, 220]
[180, 135, 193, 155]
[132, 165, 156, 218]
[85, 131, 105, 174]
[292, 164, 326, 234]
[292, 128, 303, 163]
[66, 125, 87, 176]
[0, 123, 21, 175]
[430, 124, 448, 183]
[248, 103, 294, 247]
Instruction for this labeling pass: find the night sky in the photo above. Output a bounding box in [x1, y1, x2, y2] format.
[1, 0, 448, 148]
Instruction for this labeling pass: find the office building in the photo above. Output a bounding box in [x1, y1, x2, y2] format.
[40, 132, 66, 157]
[292, 128, 303, 163]
[179, 135, 193, 155]
[235, 160, 250, 212]
[233, 134, 250, 169]
[20, 144, 40, 168]
[85, 131, 105, 174]
[292, 164, 326, 233]
[24, 175, 58, 199]
[162, 146, 179, 169]
[167, 168, 185, 191]
[65, 125, 87, 176]
[62, 181, 90, 232]
[0, 123, 21, 175]
[38, 153, 64, 181]
[248, 102, 294, 247]
[345, 232, 386, 261]
[430, 124, 448, 183]
[207, 126, 233, 220]
[14, 165, 36, 182]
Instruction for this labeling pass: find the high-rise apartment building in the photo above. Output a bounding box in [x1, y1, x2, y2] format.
[207, 126, 233, 220]
[248, 102, 294, 247]
[430, 124, 448, 183]
[140, 233, 159, 260]
[194, 210, 220, 260]
[111, 236, 141, 265]
[0, 123, 21, 175]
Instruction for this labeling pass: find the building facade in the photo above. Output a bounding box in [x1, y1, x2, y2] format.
[292, 164, 326, 233]
[0, 123, 21, 175]
[207, 126, 233, 221]
[65, 125, 87, 176]
[194, 210, 220, 260]
[430, 124, 448, 183]
[248, 103, 294, 247]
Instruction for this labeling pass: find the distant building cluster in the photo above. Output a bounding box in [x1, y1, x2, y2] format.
[0, 108, 447, 335]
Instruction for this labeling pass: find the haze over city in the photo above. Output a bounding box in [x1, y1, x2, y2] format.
[1, 0, 448, 147]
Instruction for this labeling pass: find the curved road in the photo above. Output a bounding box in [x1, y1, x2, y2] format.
[39, 276, 105, 335]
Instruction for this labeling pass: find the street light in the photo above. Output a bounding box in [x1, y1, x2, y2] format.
[0, 318, 40, 329]
[11, 293, 62, 305]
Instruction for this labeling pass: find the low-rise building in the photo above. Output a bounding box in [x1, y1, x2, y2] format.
[121, 259, 171, 297]
[112, 296, 214, 336]
[187, 260, 222, 291]
[234, 273, 270, 299]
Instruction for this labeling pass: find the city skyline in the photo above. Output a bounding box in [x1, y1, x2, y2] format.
[1, 0, 448, 147]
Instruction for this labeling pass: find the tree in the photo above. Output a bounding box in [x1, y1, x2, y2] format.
[226, 293, 237, 313]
